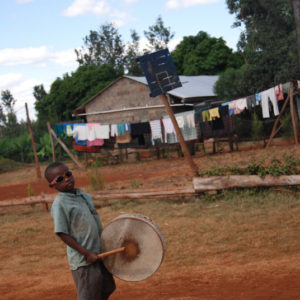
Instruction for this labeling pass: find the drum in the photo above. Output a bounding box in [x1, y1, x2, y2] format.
[100, 213, 166, 282]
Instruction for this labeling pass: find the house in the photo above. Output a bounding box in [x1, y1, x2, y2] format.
[73, 75, 220, 124]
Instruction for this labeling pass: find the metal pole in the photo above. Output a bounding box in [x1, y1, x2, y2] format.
[160, 94, 199, 176]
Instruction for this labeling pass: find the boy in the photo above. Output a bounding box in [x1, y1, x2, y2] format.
[45, 161, 115, 300]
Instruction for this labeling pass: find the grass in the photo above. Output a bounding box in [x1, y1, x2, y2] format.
[1, 188, 300, 281]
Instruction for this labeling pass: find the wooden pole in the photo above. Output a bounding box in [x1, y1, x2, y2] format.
[160, 94, 199, 176]
[46, 122, 56, 162]
[98, 247, 125, 259]
[290, 81, 299, 144]
[193, 175, 300, 192]
[25, 103, 41, 179]
[48, 125, 85, 170]
[266, 91, 291, 147]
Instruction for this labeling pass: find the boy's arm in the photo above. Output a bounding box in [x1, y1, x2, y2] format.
[57, 233, 100, 263]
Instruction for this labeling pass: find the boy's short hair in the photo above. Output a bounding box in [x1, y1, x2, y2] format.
[44, 161, 66, 181]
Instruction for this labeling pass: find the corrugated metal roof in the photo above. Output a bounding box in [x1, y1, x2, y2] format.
[125, 75, 219, 99]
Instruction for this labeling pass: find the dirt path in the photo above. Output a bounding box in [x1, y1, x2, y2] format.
[1, 140, 300, 299]
[2, 260, 300, 299]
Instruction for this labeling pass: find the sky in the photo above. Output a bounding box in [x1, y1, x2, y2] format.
[0, 0, 243, 122]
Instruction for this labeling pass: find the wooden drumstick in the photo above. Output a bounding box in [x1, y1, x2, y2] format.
[98, 247, 125, 259]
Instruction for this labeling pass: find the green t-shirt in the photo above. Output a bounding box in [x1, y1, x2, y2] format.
[51, 189, 102, 270]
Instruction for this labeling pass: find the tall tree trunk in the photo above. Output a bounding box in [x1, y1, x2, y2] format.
[293, 0, 300, 68]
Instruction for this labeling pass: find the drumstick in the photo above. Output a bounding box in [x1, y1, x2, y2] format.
[98, 247, 125, 259]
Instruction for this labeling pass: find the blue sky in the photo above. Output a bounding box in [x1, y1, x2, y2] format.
[0, 0, 242, 121]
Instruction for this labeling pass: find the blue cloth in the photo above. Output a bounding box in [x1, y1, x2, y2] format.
[55, 124, 65, 135]
[117, 123, 125, 136]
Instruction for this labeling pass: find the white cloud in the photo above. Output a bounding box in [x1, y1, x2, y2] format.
[0, 73, 23, 90]
[136, 37, 181, 53]
[123, 0, 138, 4]
[110, 10, 137, 28]
[0, 46, 78, 69]
[62, 0, 110, 17]
[0, 46, 49, 66]
[0, 75, 41, 121]
[166, 0, 219, 10]
[168, 38, 181, 51]
[51, 49, 78, 68]
[16, 0, 33, 3]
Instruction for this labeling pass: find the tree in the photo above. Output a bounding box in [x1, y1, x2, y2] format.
[124, 30, 143, 75]
[75, 23, 125, 71]
[35, 64, 122, 123]
[1, 90, 15, 113]
[0, 90, 21, 137]
[172, 31, 243, 75]
[33, 84, 47, 102]
[144, 16, 175, 52]
[292, 0, 300, 67]
[219, 0, 299, 97]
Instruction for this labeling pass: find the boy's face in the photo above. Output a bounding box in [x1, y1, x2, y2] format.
[47, 164, 75, 193]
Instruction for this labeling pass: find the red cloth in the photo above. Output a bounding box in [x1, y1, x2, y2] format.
[275, 84, 284, 101]
[72, 141, 101, 152]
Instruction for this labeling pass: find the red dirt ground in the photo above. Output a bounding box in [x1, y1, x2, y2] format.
[1, 139, 300, 299]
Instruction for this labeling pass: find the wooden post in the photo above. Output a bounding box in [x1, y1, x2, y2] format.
[266, 91, 291, 147]
[46, 122, 56, 162]
[290, 81, 299, 144]
[25, 103, 41, 179]
[160, 94, 199, 176]
[47, 125, 85, 169]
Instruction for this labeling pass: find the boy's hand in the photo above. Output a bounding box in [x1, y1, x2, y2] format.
[85, 250, 100, 263]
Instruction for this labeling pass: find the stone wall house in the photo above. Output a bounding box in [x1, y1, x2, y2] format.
[73, 75, 220, 124]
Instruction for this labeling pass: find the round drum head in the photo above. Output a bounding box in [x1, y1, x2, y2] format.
[101, 214, 166, 282]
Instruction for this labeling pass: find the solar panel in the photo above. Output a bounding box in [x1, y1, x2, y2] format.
[136, 49, 182, 97]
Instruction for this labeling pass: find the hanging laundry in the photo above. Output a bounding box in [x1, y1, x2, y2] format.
[175, 112, 197, 141]
[73, 124, 88, 145]
[130, 122, 151, 135]
[55, 124, 65, 136]
[150, 119, 163, 145]
[212, 106, 228, 130]
[186, 112, 195, 128]
[274, 84, 284, 101]
[110, 124, 118, 137]
[116, 123, 130, 144]
[208, 107, 220, 120]
[116, 130, 131, 144]
[93, 124, 110, 139]
[282, 82, 290, 94]
[65, 124, 73, 136]
[130, 122, 150, 145]
[86, 123, 104, 146]
[175, 115, 185, 128]
[231, 98, 247, 114]
[222, 102, 234, 116]
[194, 106, 206, 125]
[260, 87, 279, 118]
[255, 93, 262, 103]
[162, 117, 178, 144]
[246, 95, 256, 109]
[117, 123, 125, 136]
[202, 110, 211, 122]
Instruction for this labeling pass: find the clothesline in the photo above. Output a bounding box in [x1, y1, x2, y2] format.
[55, 110, 198, 148]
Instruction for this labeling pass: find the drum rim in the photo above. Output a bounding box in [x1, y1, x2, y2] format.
[101, 213, 166, 281]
